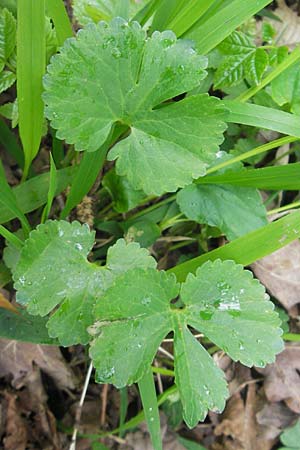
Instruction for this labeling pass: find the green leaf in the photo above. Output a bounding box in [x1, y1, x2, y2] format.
[169, 211, 300, 282]
[43, 18, 227, 195]
[271, 63, 300, 115]
[225, 100, 300, 137]
[0, 308, 56, 344]
[245, 47, 268, 84]
[178, 437, 207, 450]
[72, 0, 148, 24]
[89, 259, 282, 427]
[0, 159, 31, 235]
[0, 7, 16, 62]
[177, 184, 267, 240]
[0, 260, 11, 287]
[103, 168, 145, 213]
[280, 419, 300, 449]
[13, 222, 156, 345]
[17, 0, 46, 179]
[214, 31, 268, 88]
[0, 117, 24, 168]
[0, 166, 75, 224]
[0, 69, 15, 93]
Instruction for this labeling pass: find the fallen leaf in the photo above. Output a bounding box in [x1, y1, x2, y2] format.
[214, 384, 275, 450]
[256, 402, 296, 440]
[0, 339, 76, 390]
[251, 241, 300, 310]
[3, 392, 27, 450]
[21, 366, 61, 449]
[257, 346, 300, 413]
[265, 0, 300, 48]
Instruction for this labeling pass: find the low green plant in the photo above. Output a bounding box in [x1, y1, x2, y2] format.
[1, 1, 300, 449]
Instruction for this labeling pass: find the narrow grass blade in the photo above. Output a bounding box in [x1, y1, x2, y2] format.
[169, 211, 300, 281]
[225, 101, 300, 137]
[0, 118, 24, 168]
[0, 166, 75, 224]
[198, 163, 300, 190]
[0, 160, 31, 235]
[151, 0, 181, 32]
[17, 0, 46, 179]
[51, 128, 64, 167]
[138, 368, 162, 450]
[167, 0, 215, 36]
[0, 224, 23, 250]
[46, 0, 73, 46]
[41, 154, 57, 222]
[60, 125, 126, 219]
[0, 261, 11, 288]
[184, 0, 272, 54]
[207, 136, 299, 175]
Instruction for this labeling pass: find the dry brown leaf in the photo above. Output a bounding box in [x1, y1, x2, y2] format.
[257, 346, 300, 413]
[251, 241, 300, 310]
[214, 384, 275, 450]
[3, 392, 27, 450]
[265, 0, 300, 48]
[256, 402, 296, 440]
[0, 339, 76, 390]
[22, 366, 62, 450]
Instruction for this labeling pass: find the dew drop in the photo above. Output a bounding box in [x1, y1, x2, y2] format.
[149, 407, 153, 412]
[239, 341, 245, 351]
[19, 276, 25, 285]
[141, 297, 151, 306]
[75, 243, 83, 251]
[111, 47, 122, 59]
[203, 385, 210, 395]
[58, 228, 64, 237]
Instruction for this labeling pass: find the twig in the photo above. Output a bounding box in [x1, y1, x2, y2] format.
[158, 346, 174, 360]
[154, 361, 163, 394]
[100, 384, 109, 426]
[69, 362, 93, 450]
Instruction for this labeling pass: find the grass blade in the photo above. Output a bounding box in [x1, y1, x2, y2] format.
[184, 0, 272, 54]
[60, 125, 126, 219]
[167, 0, 215, 36]
[17, 0, 46, 180]
[169, 211, 300, 281]
[0, 160, 31, 235]
[41, 154, 57, 223]
[206, 136, 299, 175]
[138, 368, 162, 450]
[0, 118, 24, 168]
[0, 166, 75, 224]
[198, 163, 300, 190]
[0, 261, 11, 288]
[46, 0, 73, 46]
[0, 224, 23, 250]
[225, 101, 300, 137]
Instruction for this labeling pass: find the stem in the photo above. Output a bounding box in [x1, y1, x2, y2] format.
[206, 136, 299, 175]
[236, 46, 300, 102]
[69, 362, 93, 450]
[0, 225, 24, 250]
[283, 333, 300, 342]
[267, 201, 300, 215]
[152, 366, 175, 377]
